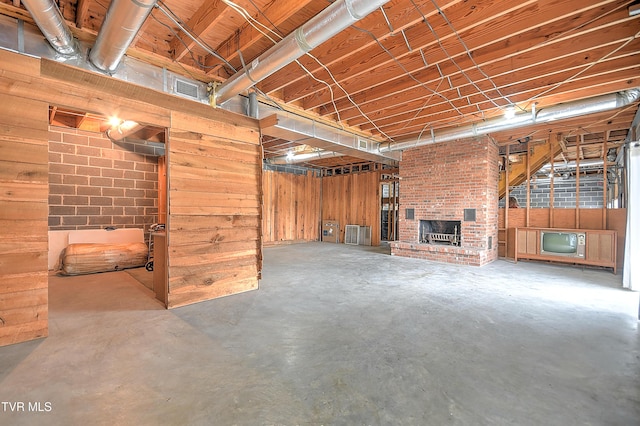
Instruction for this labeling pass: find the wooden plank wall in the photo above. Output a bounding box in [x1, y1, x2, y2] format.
[498, 208, 624, 230]
[262, 170, 321, 245]
[167, 112, 261, 308]
[321, 171, 381, 246]
[0, 94, 49, 346]
[0, 48, 263, 344]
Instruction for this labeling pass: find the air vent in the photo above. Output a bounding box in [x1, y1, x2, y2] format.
[357, 138, 368, 150]
[345, 225, 360, 245]
[175, 79, 199, 99]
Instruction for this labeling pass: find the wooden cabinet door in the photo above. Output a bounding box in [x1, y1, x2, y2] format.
[517, 229, 538, 255]
[586, 232, 614, 263]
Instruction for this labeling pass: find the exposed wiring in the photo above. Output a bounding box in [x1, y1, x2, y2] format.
[155, 0, 237, 75]
[428, 0, 516, 110]
[525, 29, 640, 103]
[409, 0, 506, 111]
[221, 0, 393, 138]
[351, 25, 464, 117]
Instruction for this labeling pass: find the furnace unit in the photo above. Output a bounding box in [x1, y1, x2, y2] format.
[322, 220, 340, 243]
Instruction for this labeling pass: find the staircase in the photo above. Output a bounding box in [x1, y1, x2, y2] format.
[499, 142, 563, 199]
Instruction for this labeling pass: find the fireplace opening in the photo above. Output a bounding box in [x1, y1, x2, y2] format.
[419, 220, 461, 246]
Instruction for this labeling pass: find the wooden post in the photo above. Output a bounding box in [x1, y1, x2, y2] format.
[505, 145, 510, 232]
[526, 141, 530, 227]
[575, 134, 581, 228]
[602, 131, 608, 229]
[549, 136, 556, 227]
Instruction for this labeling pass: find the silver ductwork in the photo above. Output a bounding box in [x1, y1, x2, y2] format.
[262, 112, 400, 166]
[89, 0, 157, 73]
[379, 89, 640, 153]
[21, 0, 76, 55]
[268, 150, 346, 165]
[215, 0, 390, 105]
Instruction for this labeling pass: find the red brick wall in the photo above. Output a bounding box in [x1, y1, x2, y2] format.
[392, 138, 499, 266]
[48, 127, 161, 231]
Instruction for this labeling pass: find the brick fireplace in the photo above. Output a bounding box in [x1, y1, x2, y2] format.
[391, 138, 499, 266]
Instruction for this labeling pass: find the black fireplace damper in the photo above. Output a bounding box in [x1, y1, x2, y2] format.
[419, 220, 461, 246]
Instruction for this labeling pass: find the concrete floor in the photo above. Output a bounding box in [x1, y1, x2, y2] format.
[1, 242, 638, 425]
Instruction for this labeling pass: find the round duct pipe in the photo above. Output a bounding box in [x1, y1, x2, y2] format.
[21, 0, 77, 55]
[379, 89, 640, 153]
[89, 0, 158, 73]
[215, 0, 390, 105]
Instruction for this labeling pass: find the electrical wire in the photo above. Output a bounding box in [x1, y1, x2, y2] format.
[526, 29, 640, 103]
[155, 0, 237, 75]
[221, 0, 394, 138]
[408, 0, 507, 112]
[428, 0, 516, 110]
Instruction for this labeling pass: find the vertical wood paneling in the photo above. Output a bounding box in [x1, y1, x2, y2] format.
[262, 170, 321, 245]
[0, 96, 49, 346]
[321, 171, 381, 246]
[167, 112, 261, 308]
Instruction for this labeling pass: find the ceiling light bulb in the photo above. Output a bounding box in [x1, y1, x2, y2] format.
[108, 116, 122, 127]
[504, 106, 516, 119]
[286, 151, 295, 161]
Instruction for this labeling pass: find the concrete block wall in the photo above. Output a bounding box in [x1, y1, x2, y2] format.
[505, 175, 605, 208]
[48, 126, 161, 231]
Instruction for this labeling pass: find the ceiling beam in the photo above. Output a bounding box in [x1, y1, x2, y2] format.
[168, 0, 229, 62]
[204, 0, 317, 75]
[75, 0, 90, 29]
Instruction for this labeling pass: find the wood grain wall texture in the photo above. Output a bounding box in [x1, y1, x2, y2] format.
[321, 171, 381, 246]
[0, 95, 49, 346]
[262, 170, 321, 245]
[0, 48, 262, 343]
[167, 112, 262, 308]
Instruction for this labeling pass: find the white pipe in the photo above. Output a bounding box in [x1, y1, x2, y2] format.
[379, 89, 640, 153]
[21, 0, 76, 55]
[215, 0, 390, 105]
[89, 0, 157, 73]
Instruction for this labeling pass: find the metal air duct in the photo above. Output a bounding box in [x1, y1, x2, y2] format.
[268, 150, 345, 165]
[89, 0, 157, 73]
[215, 0, 390, 105]
[379, 89, 640, 153]
[21, 0, 76, 55]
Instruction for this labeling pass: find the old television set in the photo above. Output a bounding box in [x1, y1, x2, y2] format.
[540, 231, 586, 258]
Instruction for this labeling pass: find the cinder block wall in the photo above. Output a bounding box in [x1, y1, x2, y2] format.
[48, 127, 161, 231]
[505, 176, 605, 208]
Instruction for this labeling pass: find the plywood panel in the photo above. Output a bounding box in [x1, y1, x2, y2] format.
[579, 209, 604, 230]
[0, 94, 48, 347]
[262, 170, 321, 245]
[168, 112, 261, 307]
[529, 209, 551, 228]
[552, 209, 577, 228]
[607, 208, 626, 273]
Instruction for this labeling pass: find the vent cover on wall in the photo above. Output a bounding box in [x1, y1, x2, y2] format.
[345, 225, 360, 245]
[175, 79, 199, 99]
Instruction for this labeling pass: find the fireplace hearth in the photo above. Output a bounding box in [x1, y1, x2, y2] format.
[419, 220, 461, 246]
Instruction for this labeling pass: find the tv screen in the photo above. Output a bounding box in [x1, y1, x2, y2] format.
[542, 232, 578, 254]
